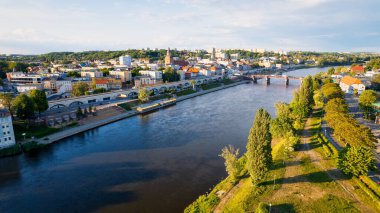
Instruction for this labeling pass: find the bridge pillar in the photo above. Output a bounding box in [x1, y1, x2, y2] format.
[265, 77, 270, 85]
[285, 77, 289, 86]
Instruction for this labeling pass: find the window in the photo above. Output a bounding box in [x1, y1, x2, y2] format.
[3, 132, 5, 135]
[8, 137, 11, 140]
[7, 131, 9, 134]
[4, 138, 7, 141]
[2, 125, 4, 128]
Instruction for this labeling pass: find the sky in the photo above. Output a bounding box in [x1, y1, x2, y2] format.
[0, 0, 379, 54]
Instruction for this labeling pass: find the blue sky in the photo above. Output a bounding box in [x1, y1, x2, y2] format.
[0, 0, 379, 54]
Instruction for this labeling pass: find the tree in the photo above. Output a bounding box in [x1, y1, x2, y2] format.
[313, 90, 323, 106]
[28, 89, 48, 114]
[138, 88, 149, 102]
[190, 79, 196, 90]
[338, 146, 376, 177]
[325, 98, 348, 114]
[321, 83, 344, 100]
[76, 107, 83, 118]
[358, 90, 377, 118]
[72, 82, 89, 96]
[246, 108, 272, 185]
[371, 74, 380, 91]
[219, 145, 240, 181]
[327, 67, 335, 75]
[270, 102, 294, 139]
[0, 93, 13, 113]
[11, 94, 35, 119]
[66, 71, 80, 77]
[162, 67, 180, 82]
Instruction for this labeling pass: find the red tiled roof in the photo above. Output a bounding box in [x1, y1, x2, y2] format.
[351, 65, 365, 73]
[95, 79, 108, 84]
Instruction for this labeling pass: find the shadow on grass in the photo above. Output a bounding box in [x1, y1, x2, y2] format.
[297, 141, 322, 151]
[260, 169, 349, 186]
[271, 203, 296, 213]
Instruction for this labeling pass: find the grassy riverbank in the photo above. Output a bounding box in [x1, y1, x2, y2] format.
[187, 107, 379, 212]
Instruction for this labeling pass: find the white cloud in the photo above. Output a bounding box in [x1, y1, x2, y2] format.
[0, 0, 379, 53]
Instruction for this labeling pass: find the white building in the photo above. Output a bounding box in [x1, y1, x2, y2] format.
[7, 72, 45, 84]
[0, 109, 16, 149]
[200, 69, 212, 76]
[339, 76, 366, 94]
[56, 80, 73, 94]
[215, 52, 227, 60]
[230, 53, 240, 61]
[119, 55, 132, 67]
[134, 76, 157, 87]
[81, 71, 103, 78]
[16, 83, 44, 93]
[139, 70, 162, 80]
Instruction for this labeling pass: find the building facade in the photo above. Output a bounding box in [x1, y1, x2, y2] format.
[0, 109, 16, 149]
[119, 55, 132, 67]
[109, 70, 132, 83]
[81, 71, 103, 78]
[339, 76, 366, 94]
[139, 70, 162, 80]
[165, 48, 173, 65]
[7, 72, 44, 84]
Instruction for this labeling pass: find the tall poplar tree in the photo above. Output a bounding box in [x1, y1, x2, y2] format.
[246, 108, 272, 186]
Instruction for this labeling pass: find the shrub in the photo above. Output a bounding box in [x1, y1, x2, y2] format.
[255, 202, 269, 213]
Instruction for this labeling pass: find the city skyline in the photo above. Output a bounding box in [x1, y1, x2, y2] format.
[1, 0, 380, 54]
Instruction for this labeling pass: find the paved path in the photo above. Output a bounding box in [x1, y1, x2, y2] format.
[36, 110, 138, 145]
[322, 94, 380, 183]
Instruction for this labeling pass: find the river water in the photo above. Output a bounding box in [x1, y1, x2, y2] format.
[0, 67, 330, 213]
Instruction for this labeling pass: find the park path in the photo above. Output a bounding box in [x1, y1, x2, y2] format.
[212, 109, 377, 212]
[266, 109, 375, 213]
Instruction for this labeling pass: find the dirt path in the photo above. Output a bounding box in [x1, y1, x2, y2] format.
[213, 180, 245, 213]
[266, 111, 375, 212]
[213, 109, 376, 212]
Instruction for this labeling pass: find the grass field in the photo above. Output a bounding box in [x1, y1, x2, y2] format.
[186, 106, 380, 213]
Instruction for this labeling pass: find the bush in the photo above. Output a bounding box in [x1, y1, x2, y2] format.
[0, 144, 22, 157]
[353, 177, 380, 207]
[22, 141, 47, 152]
[359, 175, 380, 197]
[184, 193, 220, 213]
[255, 202, 269, 213]
[338, 146, 376, 177]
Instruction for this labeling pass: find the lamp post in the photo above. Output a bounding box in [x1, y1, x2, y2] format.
[22, 133, 26, 141]
[269, 203, 272, 213]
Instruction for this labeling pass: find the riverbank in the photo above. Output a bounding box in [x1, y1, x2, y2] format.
[30, 80, 249, 147]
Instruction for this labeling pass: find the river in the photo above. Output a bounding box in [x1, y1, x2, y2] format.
[0, 67, 331, 213]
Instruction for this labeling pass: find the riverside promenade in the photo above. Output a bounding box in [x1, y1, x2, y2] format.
[35, 80, 249, 146]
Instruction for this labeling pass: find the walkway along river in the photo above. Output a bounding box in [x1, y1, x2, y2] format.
[0, 67, 328, 213]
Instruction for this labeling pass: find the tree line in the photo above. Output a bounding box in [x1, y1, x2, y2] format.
[321, 81, 376, 177]
[220, 75, 317, 185]
[0, 90, 48, 120]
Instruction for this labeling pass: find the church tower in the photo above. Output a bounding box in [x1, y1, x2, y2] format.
[165, 47, 173, 65]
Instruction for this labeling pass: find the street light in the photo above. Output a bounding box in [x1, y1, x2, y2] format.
[22, 133, 26, 141]
[269, 203, 272, 213]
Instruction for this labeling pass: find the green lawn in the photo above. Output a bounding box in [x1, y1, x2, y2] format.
[176, 89, 197, 96]
[201, 83, 222, 90]
[223, 79, 234, 85]
[13, 122, 60, 140]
